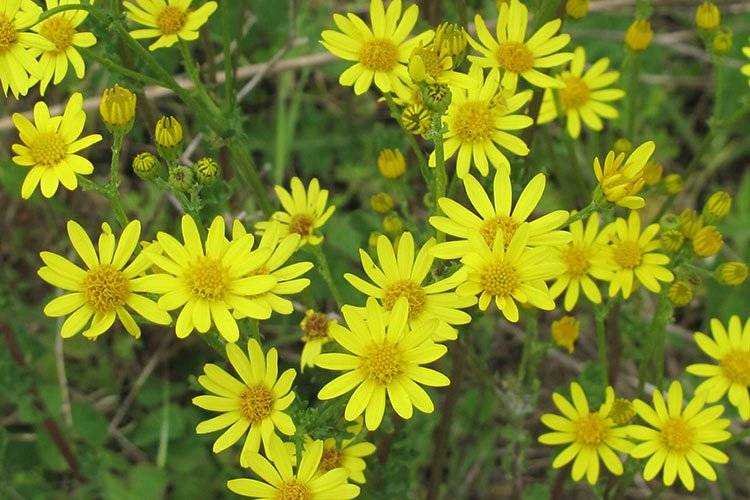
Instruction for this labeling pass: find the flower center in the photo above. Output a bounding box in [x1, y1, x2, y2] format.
[362, 342, 404, 385]
[561, 245, 590, 277]
[479, 216, 518, 246]
[720, 350, 750, 386]
[612, 240, 642, 269]
[185, 257, 229, 301]
[39, 17, 75, 52]
[0, 14, 17, 53]
[318, 447, 344, 473]
[302, 312, 330, 340]
[609, 398, 635, 425]
[156, 5, 186, 35]
[30, 132, 67, 167]
[239, 385, 274, 424]
[479, 260, 519, 297]
[660, 417, 694, 454]
[382, 279, 426, 318]
[359, 38, 398, 72]
[82, 265, 131, 314]
[496, 42, 534, 73]
[452, 101, 495, 143]
[559, 76, 590, 110]
[289, 214, 314, 237]
[575, 413, 608, 446]
[277, 480, 311, 500]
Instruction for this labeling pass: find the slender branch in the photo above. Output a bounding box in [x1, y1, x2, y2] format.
[308, 244, 344, 307]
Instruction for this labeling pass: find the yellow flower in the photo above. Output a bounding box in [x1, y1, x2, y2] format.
[593, 141, 655, 210]
[344, 232, 476, 342]
[155, 115, 183, 148]
[692, 226, 723, 257]
[624, 19, 653, 52]
[321, 0, 433, 96]
[228, 440, 360, 499]
[695, 1, 721, 30]
[99, 85, 137, 129]
[429, 65, 533, 178]
[316, 298, 450, 431]
[537, 47, 625, 139]
[430, 171, 570, 259]
[433, 22, 467, 59]
[539, 384, 632, 485]
[193, 339, 297, 467]
[687, 316, 750, 420]
[11, 92, 102, 199]
[551, 315, 579, 353]
[455, 224, 561, 321]
[38, 220, 171, 339]
[300, 310, 335, 371]
[667, 280, 693, 307]
[468, 0, 572, 91]
[256, 177, 336, 247]
[550, 213, 613, 311]
[565, 0, 589, 19]
[702, 190, 731, 223]
[0, 0, 51, 97]
[629, 381, 731, 491]
[377, 148, 406, 178]
[30, 0, 97, 95]
[642, 161, 663, 186]
[407, 42, 471, 88]
[715, 261, 748, 286]
[144, 215, 290, 342]
[604, 211, 674, 299]
[124, 0, 217, 51]
[742, 46, 750, 84]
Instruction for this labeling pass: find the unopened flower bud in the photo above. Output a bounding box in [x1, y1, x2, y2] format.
[668, 280, 694, 307]
[168, 164, 194, 192]
[434, 22, 467, 59]
[194, 157, 219, 184]
[565, 0, 589, 20]
[382, 214, 403, 235]
[692, 226, 723, 257]
[702, 190, 731, 223]
[370, 192, 394, 213]
[377, 149, 406, 179]
[132, 152, 161, 180]
[625, 19, 653, 52]
[368, 232, 382, 248]
[715, 262, 748, 286]
[155, 116, 183, 148]
[422, 83, 451, 113]
[100, 85, 137, 133]
[642, 162, 663, 186]
[401, 104, 431, 136]
[659, 229, 684, 253]
[695, 1, 721, 30]
[613, 138, 632, 155]
[678, 209, 703, 239]
[663, 173, 683, 194]
[712, 29, 733, 55]
[609, 398, 635, 425]
[551, 316, 579, 353]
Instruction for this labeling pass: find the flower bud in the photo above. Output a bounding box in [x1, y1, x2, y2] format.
[659, 229, 684, 253]
[100, 85, 137, 133]
[715, 262, 748, 286]
[168, 164, 194, 192]
[132, 152, 162, 180]
[377, 149, 406, 179]
[382, 214, 403, 235]
[702, 190, 731, 223]
[370, 192, 394, 213]
[695, 1, 720, 30]
[401, 104, 431, 136]
[692, 226, 723, 257]
[712, 29, 733, 55]
[368, 232, 382, 248]
[613, 138, 632, 155]
[194, 157, 220, 184]
[565, 0, 589, 20]
[434, 22, 467, 59]
[678, 209, 703, 239]
[663, 173, 683, 195]
[422, 83, 451, 114]
[408, 52, 427, 83]
[625, 19, 653, 52]
[668, 280, 694, 307]
[551, 315, 579, 353]
[155, 116, 183, 148]
[642, 161, 663, 186]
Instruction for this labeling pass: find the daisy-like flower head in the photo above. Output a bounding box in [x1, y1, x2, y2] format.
[687, 316, 750, 420]
[38, 220, 171, 339]
[344, 232, 476, 342]
[145, 215, 288, 342]
[299, 310, 335, 371]
[604, 211, 674, 299]
[321, 0, 433, 95]
[256, 177, 336, 248]
[629, 381, 731, 491]
[594, 141, 655, 210]
[429, 65, 534, 178]
[0, 0, 51, 97]
[314, 429, 376, 484]
[124, 0, 218, 51]
[537, 46, 625, 139]
[430, 171, 571, 260]
[550, 213, 614, 311]
[193, 339, 296, 467]
[468, 0, 572, 91]
[316, 297, 450, 431]
[30, 0, 97, 95]
[455, 223, 563, 322]
[539, 383, 633, 485]
[227, 439, 360, 499]
[11, 92, 102, 199]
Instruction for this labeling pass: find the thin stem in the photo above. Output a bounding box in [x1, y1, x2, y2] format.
[81, 48, 165, 88]
[309, 245, 344, 307]
[429, 112, 447, 242]
[221, 4, 237, 111]
[594, 302, 609, 385]
[227, 133, 274, 216]
[34, 2, 96, 24]
[107, 132, 129, 226]
[517, 311, 539, 384]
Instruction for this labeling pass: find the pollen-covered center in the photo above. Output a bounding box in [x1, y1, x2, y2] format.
[496, 42, 534, 73]
[185, 257, 230, 301]
[661, 417, 694, 454]
[575, 413, 608, 446]
[239, 385, 274, 424]
[416, 48, 444, 79]
[720, 350, 750, 386]
[480, 216, 518, 246]
[156, 6, 186, 35]
[561, 245, 590, 277]
[289, 213, 314, 237]
[39, 17, 75, 52]
[480, 260, 519, 297]
[362, 342, 404, 385]
[382, 279, 426, 318]
[0, 14, 16, 53]
[30, 132, 67, 167]
[277, 479, 311, 500]
[612, 240, 642, 269]
[83, 265, 131, 314]
[559, 76, 591, 110]
[302, 312, 330, 340]
[318, 446, 344, 473]
[609, 398, 635, 425]
[452, 101, 495, 143]
[360, 38, 398, 72]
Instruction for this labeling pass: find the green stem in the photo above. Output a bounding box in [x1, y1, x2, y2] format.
[107, 132, 128, 226]
[594, 302, 609, 385]
[638, 292, 672, 392]
[80, 48, 165, 88]
[221, 4, 237, 111]
[430, 113, 447, 242]
[34, 2, 96, 24]
[227, 134, 274, 216]
[309, 245, 343, 307]
[517, 312, 539, 384]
